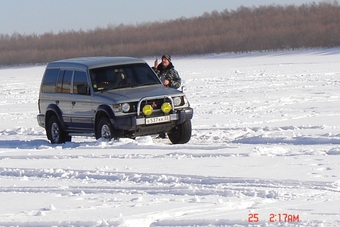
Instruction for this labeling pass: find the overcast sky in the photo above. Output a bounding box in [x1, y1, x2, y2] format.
[0, 0, 326, 35]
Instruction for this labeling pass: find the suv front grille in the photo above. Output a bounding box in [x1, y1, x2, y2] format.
[137, 97, 173, 116]
[141, 98, 171, 110]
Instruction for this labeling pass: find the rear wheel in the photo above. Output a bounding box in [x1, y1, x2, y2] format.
[96, 117, 115, 140]
[46, 115, 68, 144]
[168, 120, 192, 144]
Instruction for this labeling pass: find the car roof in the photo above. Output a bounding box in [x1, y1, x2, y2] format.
[47, 56, 146, 69]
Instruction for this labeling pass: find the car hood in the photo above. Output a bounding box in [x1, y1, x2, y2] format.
[95, 85, 183, 103]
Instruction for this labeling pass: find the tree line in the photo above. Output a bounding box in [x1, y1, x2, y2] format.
[0, 1, 340, 66]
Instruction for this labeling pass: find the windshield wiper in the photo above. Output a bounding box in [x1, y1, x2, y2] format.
[136, 82, 160, 87]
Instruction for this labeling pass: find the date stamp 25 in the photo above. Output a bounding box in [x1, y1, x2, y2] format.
[248, 213, 300, 223]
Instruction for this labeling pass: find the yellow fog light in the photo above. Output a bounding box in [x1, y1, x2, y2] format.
[143, 105, 153, 116]
[161, 102, 172, 113]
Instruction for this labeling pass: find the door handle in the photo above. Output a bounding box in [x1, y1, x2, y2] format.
[55, 100, 59, 105]
[72, 101, 76, 106]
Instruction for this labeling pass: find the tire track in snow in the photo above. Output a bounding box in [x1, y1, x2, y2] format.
[0, 167, 338, 198]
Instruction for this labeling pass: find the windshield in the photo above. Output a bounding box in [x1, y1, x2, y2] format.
[90, 63, 161, 92]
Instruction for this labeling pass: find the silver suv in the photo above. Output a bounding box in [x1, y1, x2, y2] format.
[37, 57, 193, 144]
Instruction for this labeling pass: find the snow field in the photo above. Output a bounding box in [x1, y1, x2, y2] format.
[0, 48, 340, 226]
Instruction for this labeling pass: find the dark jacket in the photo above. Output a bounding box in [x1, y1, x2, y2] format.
[153, 62, 181, 89]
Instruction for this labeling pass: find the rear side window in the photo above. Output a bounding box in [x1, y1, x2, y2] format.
[41, 68, 59, 93]
[56, 70, 73, 93]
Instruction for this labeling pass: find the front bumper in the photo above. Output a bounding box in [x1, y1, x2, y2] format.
[113, 108, 193, 135]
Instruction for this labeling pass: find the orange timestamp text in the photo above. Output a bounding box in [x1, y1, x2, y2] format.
[248, 213, 300, 223]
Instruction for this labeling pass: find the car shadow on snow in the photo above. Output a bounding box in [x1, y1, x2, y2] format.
[0, 139, 82, 149]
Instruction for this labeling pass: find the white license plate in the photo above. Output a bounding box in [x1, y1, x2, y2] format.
[145, 115, 171, 125]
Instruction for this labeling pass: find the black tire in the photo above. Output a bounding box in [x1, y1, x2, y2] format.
[46, 115, 67, 144]
[95, 117, 115, 140]
[168, 120, 192, 144]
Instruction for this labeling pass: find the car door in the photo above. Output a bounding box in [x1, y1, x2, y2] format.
[55, 69, 73, 127]
[70, 70, 94, 131]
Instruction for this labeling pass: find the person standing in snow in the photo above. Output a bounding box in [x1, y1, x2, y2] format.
[152, 54, 182, 139]
[153, 54, 181, 89]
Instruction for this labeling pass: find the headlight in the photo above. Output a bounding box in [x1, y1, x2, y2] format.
[143, 105, 153, 116]
[121, 103, 130, 112]
[173, 97, 182, 106]
[161, 102, 172, 113]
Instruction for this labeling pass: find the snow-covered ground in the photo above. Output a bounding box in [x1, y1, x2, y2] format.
[0, 49, 340, 227]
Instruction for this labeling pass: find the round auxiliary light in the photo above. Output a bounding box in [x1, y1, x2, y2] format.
[173, 97, 182, 106]
[143, 105, 153, 116]
[161, 102, 172, 113]
[121, 103, 130, 113]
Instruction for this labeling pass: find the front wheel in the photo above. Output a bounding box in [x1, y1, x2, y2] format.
[168, 120, 192, 144]
[96, 117, 115, 140]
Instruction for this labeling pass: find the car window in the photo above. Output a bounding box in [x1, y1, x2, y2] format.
[73, 71, 90, 95]
[41, 68, 59, 93]
[90, 63, 160, 91]
[56, 70, 73, 93]
[130, 64, 160, 85]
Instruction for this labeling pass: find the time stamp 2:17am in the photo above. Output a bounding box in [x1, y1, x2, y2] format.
[248, 213, 300, 223]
